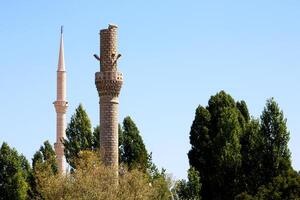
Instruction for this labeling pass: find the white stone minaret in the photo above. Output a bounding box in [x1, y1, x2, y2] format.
[54, 26, 68, 173]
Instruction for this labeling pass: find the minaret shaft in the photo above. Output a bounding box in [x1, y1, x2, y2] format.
[56, 72, 66, 100]
[54, 27, 68, 173]
[95, 24, 123, 176]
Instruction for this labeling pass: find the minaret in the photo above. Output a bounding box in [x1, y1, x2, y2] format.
[95, 24, 123, 176]
[54, 26, 68, 173]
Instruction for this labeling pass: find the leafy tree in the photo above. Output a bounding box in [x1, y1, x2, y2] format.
[63, 107, 169, 195]
[255, 169, 300, 200]
[63, 104, 93, 169]
[92, 125, 100, 150]
[152, 171, 173, 200]
[260, 98, 291, 184]
[239, 119, 263, 194]
[175, 167, 202, 200]
[188, 91, 246, 199]
[32, 141, 57, 174]
[31, 141, 57, 199]
[65, 105, 151, 174]
[234, 192, 256, 200]
[235, 98, 296, 199]
[36, 150, 171, 200]
[235, 169, 300, 200]
[236, 100, 250, 124]
[187, 105, 211, 198]
[238, 98, 293, 195]
[146, 153, 163, 180]
[187, 92, 299, 199]
[93, 118, 161, 181]
[120, 116, 149, 172]
[0, 142, 30, 200]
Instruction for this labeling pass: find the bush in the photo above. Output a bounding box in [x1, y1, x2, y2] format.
[35, 150, 171, 200]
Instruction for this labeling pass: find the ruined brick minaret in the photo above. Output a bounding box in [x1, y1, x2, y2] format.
[95, 24, 123, 174]
[54, 26, 68, 173]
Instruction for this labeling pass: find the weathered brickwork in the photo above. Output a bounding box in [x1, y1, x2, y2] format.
[95, 24, 123, 175]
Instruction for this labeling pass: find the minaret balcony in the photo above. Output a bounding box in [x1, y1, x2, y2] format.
[95, 71, 123, 97]
[54, 101, 68, 113]
[95, 71, 123, 81]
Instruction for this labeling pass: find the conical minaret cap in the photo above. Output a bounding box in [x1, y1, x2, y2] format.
[57, 26, 65, 71]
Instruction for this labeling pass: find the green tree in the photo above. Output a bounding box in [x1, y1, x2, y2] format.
[36, 150, 171, 200]
[63, 104, 93, 169]
[235, 169, 300, 200]
[92, 125, 100, 150]
[188, 92, 298, 199]
[175, 167, 202, 200]
[63, 108, 169, 194]
[260, 98, 291, 184]
[0, 142, 30, 200]
[120, 116, 149, 172]
[94, 118, 161, 181]
[188, 91, 248, 200]
[66, 109, 150, 173]
[239, 119, 263, 194]
[32, 141, 57, 174]
[236, 100, 250, 124]
[255, 169, 300, 200]
[31, 141, 57, 199]
[187, 105, 211, 199]
[238, 98, 293, 196]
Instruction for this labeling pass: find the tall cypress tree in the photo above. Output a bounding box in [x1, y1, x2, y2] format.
[120, 116, 149, 172]
[63, 104, 93, 169]
[188, 105, 211, 199]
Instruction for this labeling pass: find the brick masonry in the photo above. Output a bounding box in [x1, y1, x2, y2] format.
[95, 24, 123, 175]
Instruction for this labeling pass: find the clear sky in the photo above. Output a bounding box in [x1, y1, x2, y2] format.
[0, 0, 299, 179]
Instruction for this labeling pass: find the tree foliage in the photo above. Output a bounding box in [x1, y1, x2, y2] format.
[254, 169, 300, 200]
[63, 104, 94, 169]
[32, 140, 57, 175]
[31, 141, 57, 199]
[188, 91, 246, 199]
[236, 169, 300, 200]
[79, 114, 151, 173]
[239, 119, 262, 194]
[0, 142, 31, 200]
[260, 98, 291, 183]
[35, 150, 172, 200]
[120, 116, 149, 172]
[1, 91, 298, 199]
[175, 167, 202, 200]
[63, 106, 170, 193]
[187, 91, 299, 199]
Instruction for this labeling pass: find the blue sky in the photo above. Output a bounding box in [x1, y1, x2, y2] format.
[0, 0, 299, 179]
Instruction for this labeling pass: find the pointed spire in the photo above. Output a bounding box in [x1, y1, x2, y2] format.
[58, 25, 65, 71]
